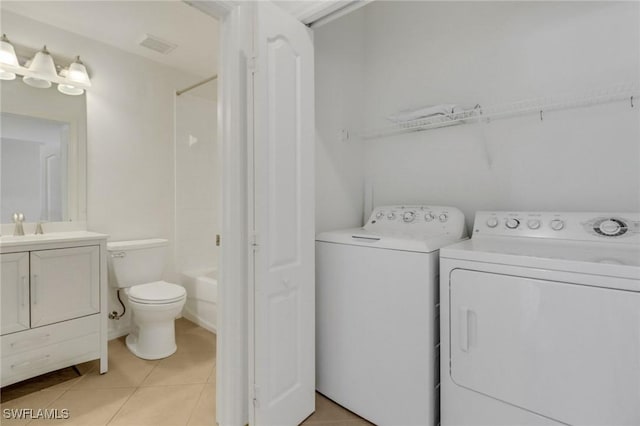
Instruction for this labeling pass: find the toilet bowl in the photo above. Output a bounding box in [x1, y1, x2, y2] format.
[125, 281, 186, 359]
[107, 239, 186, 360]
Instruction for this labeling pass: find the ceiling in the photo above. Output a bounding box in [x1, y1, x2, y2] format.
[274, 0, 369, 25]
[1, 1, 219, 78]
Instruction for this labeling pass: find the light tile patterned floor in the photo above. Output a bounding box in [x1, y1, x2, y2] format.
[1, 318, 365, 426]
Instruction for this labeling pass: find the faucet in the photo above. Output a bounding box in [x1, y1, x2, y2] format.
[12, 212, 24, 236]
[35, 222, 44, 235]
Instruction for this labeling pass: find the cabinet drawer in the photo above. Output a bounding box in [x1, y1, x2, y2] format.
[1, 315, 99, 357]
[1, 332, 100, 387]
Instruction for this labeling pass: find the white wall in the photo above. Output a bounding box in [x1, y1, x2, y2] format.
[360, 1, 640, 230]
[1, 11, 206, 338]
[175, 91, 218, 275]
[315, 2, 640, 232]
[314, 7, 367, 233]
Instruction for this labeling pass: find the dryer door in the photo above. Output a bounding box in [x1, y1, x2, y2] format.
[449, 269, 640, 426]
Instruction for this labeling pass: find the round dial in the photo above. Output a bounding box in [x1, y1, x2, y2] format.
[375, 211, 385, 219]
[486, 218, 499, 228]
[550, 219, 565, 231]
[424, 213, 435, 222]
[505, 218, 520, 229]
[439, 213, 448, 223]
[387, 212, 396, 220]
[527, 219, 541, 230]
[594, 218, 627, 237]
[402, 211, 416, 223]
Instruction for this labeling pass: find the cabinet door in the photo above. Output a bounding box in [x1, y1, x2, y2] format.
[30, 246, 100, 328]
[1, 252, 30, 335]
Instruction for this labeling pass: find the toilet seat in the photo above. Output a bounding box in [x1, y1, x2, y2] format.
[128, 281, 186, 305]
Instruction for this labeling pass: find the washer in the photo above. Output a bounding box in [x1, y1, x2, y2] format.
[440, 211, 640, 426]
[316, 205, 467, 426]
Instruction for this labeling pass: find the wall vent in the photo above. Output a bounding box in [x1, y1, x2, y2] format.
[138, 34, 177, 55]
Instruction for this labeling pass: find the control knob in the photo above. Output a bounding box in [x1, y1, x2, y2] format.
[387, 212, 396, 220]
[486, 218, 499, 228]
[402, 211, 416, 223]
[527, 219, 541, 230]
[550, 219, 565, 231]
[505, 218, 520, 229]
[375, 211, 385, 219]
[424, 213, 435, 222]
[439, 213, 448, 223]
[597, 219, 626, 236]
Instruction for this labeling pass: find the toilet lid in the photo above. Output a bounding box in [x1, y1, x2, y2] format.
[128, 281, 186, 304]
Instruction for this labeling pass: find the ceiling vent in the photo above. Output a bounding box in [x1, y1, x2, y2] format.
[138, 34, 177, 55]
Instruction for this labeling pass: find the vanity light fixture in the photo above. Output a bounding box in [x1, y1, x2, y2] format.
[0, 35, 92, 95]
[0, 34, 19, 80]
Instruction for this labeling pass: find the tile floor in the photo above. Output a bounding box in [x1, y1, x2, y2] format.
[1, 318, 367, 426]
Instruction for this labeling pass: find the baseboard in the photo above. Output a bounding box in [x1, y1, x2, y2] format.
[108, 326, 131, 341]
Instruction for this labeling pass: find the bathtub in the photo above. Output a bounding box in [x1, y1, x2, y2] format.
[181, 268, 217, 333]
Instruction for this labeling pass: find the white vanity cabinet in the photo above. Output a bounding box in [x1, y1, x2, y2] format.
[0, 232, 108, 387]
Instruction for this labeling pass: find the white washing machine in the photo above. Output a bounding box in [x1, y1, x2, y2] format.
[316, 205, 467, 426]
[440, 211, 640, 426]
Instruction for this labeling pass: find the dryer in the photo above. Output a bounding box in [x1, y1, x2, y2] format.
[440, 211, 640, 426]
[316, 205, 467, 426]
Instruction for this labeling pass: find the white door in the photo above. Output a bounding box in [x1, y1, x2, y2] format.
[450, 269, 640, 426]
[251, 2, 315, 425]
[1, 252, 30, 335]
[30, 246, 100, 328]
[39, 142, 62, 221]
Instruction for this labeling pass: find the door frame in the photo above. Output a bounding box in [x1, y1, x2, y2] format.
[191, 1, 250, 425]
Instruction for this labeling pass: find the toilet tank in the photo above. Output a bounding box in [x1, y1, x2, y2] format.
[107, 239, 169, 288]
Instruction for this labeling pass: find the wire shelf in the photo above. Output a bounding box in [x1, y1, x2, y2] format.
[360, 84, 640, 140]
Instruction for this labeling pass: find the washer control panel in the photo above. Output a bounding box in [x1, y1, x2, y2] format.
[365, 205, 467, 238]
[474, 211, 640, 243]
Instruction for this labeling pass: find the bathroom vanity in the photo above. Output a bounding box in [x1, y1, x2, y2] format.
[0, 232, 108, 387]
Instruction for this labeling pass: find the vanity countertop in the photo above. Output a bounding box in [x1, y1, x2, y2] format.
[0, 231, 108, 250]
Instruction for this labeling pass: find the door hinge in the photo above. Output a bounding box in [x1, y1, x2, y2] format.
[251, 232, 259, 250]
[216, 234, 221, 247]
[252, 384, 260, 407]
[248, 56, 257, 73]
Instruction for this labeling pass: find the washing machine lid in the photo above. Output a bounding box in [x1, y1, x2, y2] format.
[128, 281, 186, 304]
[316, 205, 468, 253]
[316, 228, 465, 253]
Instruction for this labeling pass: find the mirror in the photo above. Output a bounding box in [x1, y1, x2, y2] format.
[0, 80, 86, 224]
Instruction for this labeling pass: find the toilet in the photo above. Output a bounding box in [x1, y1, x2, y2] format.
[106, 238, 186, 360]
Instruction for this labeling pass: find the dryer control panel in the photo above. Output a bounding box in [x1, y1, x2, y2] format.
[473, 211, 640, 243]
[365, 205, 467, 239]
